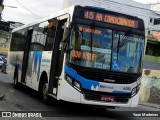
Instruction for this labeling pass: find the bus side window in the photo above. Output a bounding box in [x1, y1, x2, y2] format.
[10, 29, 27, 51]
[44, 19, 57, 51]
[30, 23, 47, 51]
[29, 19, 57, 51]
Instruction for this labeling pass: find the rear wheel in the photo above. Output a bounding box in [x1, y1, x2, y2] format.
[40, 82, 51, 104]
[43, 83, 48, 101]
[13, 69, 19, 88]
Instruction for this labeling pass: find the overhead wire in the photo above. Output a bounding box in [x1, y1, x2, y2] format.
[15, 0, 40, 19]
[84, 0, 157, 18]
[84, 0, 159, 13]
[94, 0, 152, 11]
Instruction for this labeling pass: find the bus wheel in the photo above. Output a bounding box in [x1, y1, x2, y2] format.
[13, 69, 19, 88]
[42, 83, 50, 104]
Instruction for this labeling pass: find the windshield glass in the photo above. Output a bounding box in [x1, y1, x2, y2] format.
[112, 31, 144, 73]
[66, 24, 144, 73]
[67, 24, 112, 70]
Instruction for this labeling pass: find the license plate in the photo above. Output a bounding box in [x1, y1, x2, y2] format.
[101, 96, 114, 102]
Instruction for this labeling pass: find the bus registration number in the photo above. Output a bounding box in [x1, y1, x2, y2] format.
[101, 96, 114, 102]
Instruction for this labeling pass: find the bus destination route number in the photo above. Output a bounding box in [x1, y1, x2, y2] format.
[84, 10, 137, 28]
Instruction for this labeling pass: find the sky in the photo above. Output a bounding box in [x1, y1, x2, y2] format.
[2, 0, 63, 24]
[134, 0, 160, 3]
[2, 0, 160, 25]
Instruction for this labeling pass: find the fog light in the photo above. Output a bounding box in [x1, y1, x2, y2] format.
[74, 81, 81, 91]
[131, 87, 136, 97]
[66, 76, 72, 84]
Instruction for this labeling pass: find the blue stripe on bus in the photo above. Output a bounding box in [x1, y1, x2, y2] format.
[64, 64, 99, 90]
[64, 64, 131, 94]
[33, 51, 42, 81]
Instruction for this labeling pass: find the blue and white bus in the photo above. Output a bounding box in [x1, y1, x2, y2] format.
[7, 5, 145, 108]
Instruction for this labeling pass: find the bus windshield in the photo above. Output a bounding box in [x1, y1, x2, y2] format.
[67, 24, 144, 73]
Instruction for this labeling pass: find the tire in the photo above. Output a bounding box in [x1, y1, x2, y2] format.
[41, 82, 51, 104]
[13, 69, 19, 89]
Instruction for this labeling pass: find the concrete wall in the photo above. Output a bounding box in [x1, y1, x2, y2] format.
[140, 69, 160, 105]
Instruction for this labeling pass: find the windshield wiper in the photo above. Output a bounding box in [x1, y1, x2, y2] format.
[117, 34, 120, 61]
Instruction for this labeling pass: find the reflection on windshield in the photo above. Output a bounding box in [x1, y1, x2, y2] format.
[67, 24, 144, 73]
[67, 24, 112, 70]
[112, 31, 144, 73]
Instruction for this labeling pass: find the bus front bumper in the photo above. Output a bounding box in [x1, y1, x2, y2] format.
[59, 81, 140, 108]
[80, 91, 140, 108]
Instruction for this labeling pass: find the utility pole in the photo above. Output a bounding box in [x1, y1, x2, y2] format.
[0, 0, 4, 20]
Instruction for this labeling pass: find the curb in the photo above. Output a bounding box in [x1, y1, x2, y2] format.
[139, 102, 160, 109]
[0, 94, 5, 100]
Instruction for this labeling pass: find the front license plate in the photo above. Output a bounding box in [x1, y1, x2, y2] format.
[101, 96, 114, 102]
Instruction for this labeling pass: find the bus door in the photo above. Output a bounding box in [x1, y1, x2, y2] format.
[48, 19, 67, 95]
[21, 28, 33, 84]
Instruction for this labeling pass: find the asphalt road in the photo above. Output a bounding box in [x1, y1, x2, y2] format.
[0, 72, 160, 120]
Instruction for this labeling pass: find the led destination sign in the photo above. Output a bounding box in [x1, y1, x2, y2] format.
[83, 10, 138, 28]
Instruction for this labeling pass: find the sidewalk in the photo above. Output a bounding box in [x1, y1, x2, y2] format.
[139, 102, 160, 109]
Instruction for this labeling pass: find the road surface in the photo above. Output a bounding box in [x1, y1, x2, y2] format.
[0, 72, 159, 120]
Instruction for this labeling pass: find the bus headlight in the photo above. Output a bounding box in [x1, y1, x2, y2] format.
[65, 75, 81, 91]
[66, 76, 73, 84]
[74, 81, 81, 91]
[131, 87, 137, 97]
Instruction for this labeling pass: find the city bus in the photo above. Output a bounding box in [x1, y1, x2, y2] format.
[7, 5, 145, 108]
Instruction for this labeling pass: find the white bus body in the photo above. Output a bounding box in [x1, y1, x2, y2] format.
[7, 5, 145, 108]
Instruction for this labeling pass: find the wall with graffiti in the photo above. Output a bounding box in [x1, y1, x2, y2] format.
[140, 69, 160, 104]
[140, 29, 160, 105]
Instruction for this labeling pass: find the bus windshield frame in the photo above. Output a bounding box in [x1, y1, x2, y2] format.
[66, 23, 144, 74]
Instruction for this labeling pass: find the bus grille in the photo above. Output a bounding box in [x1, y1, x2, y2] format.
[80, 71, 138, 84]
[83, 89, 131, 103]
